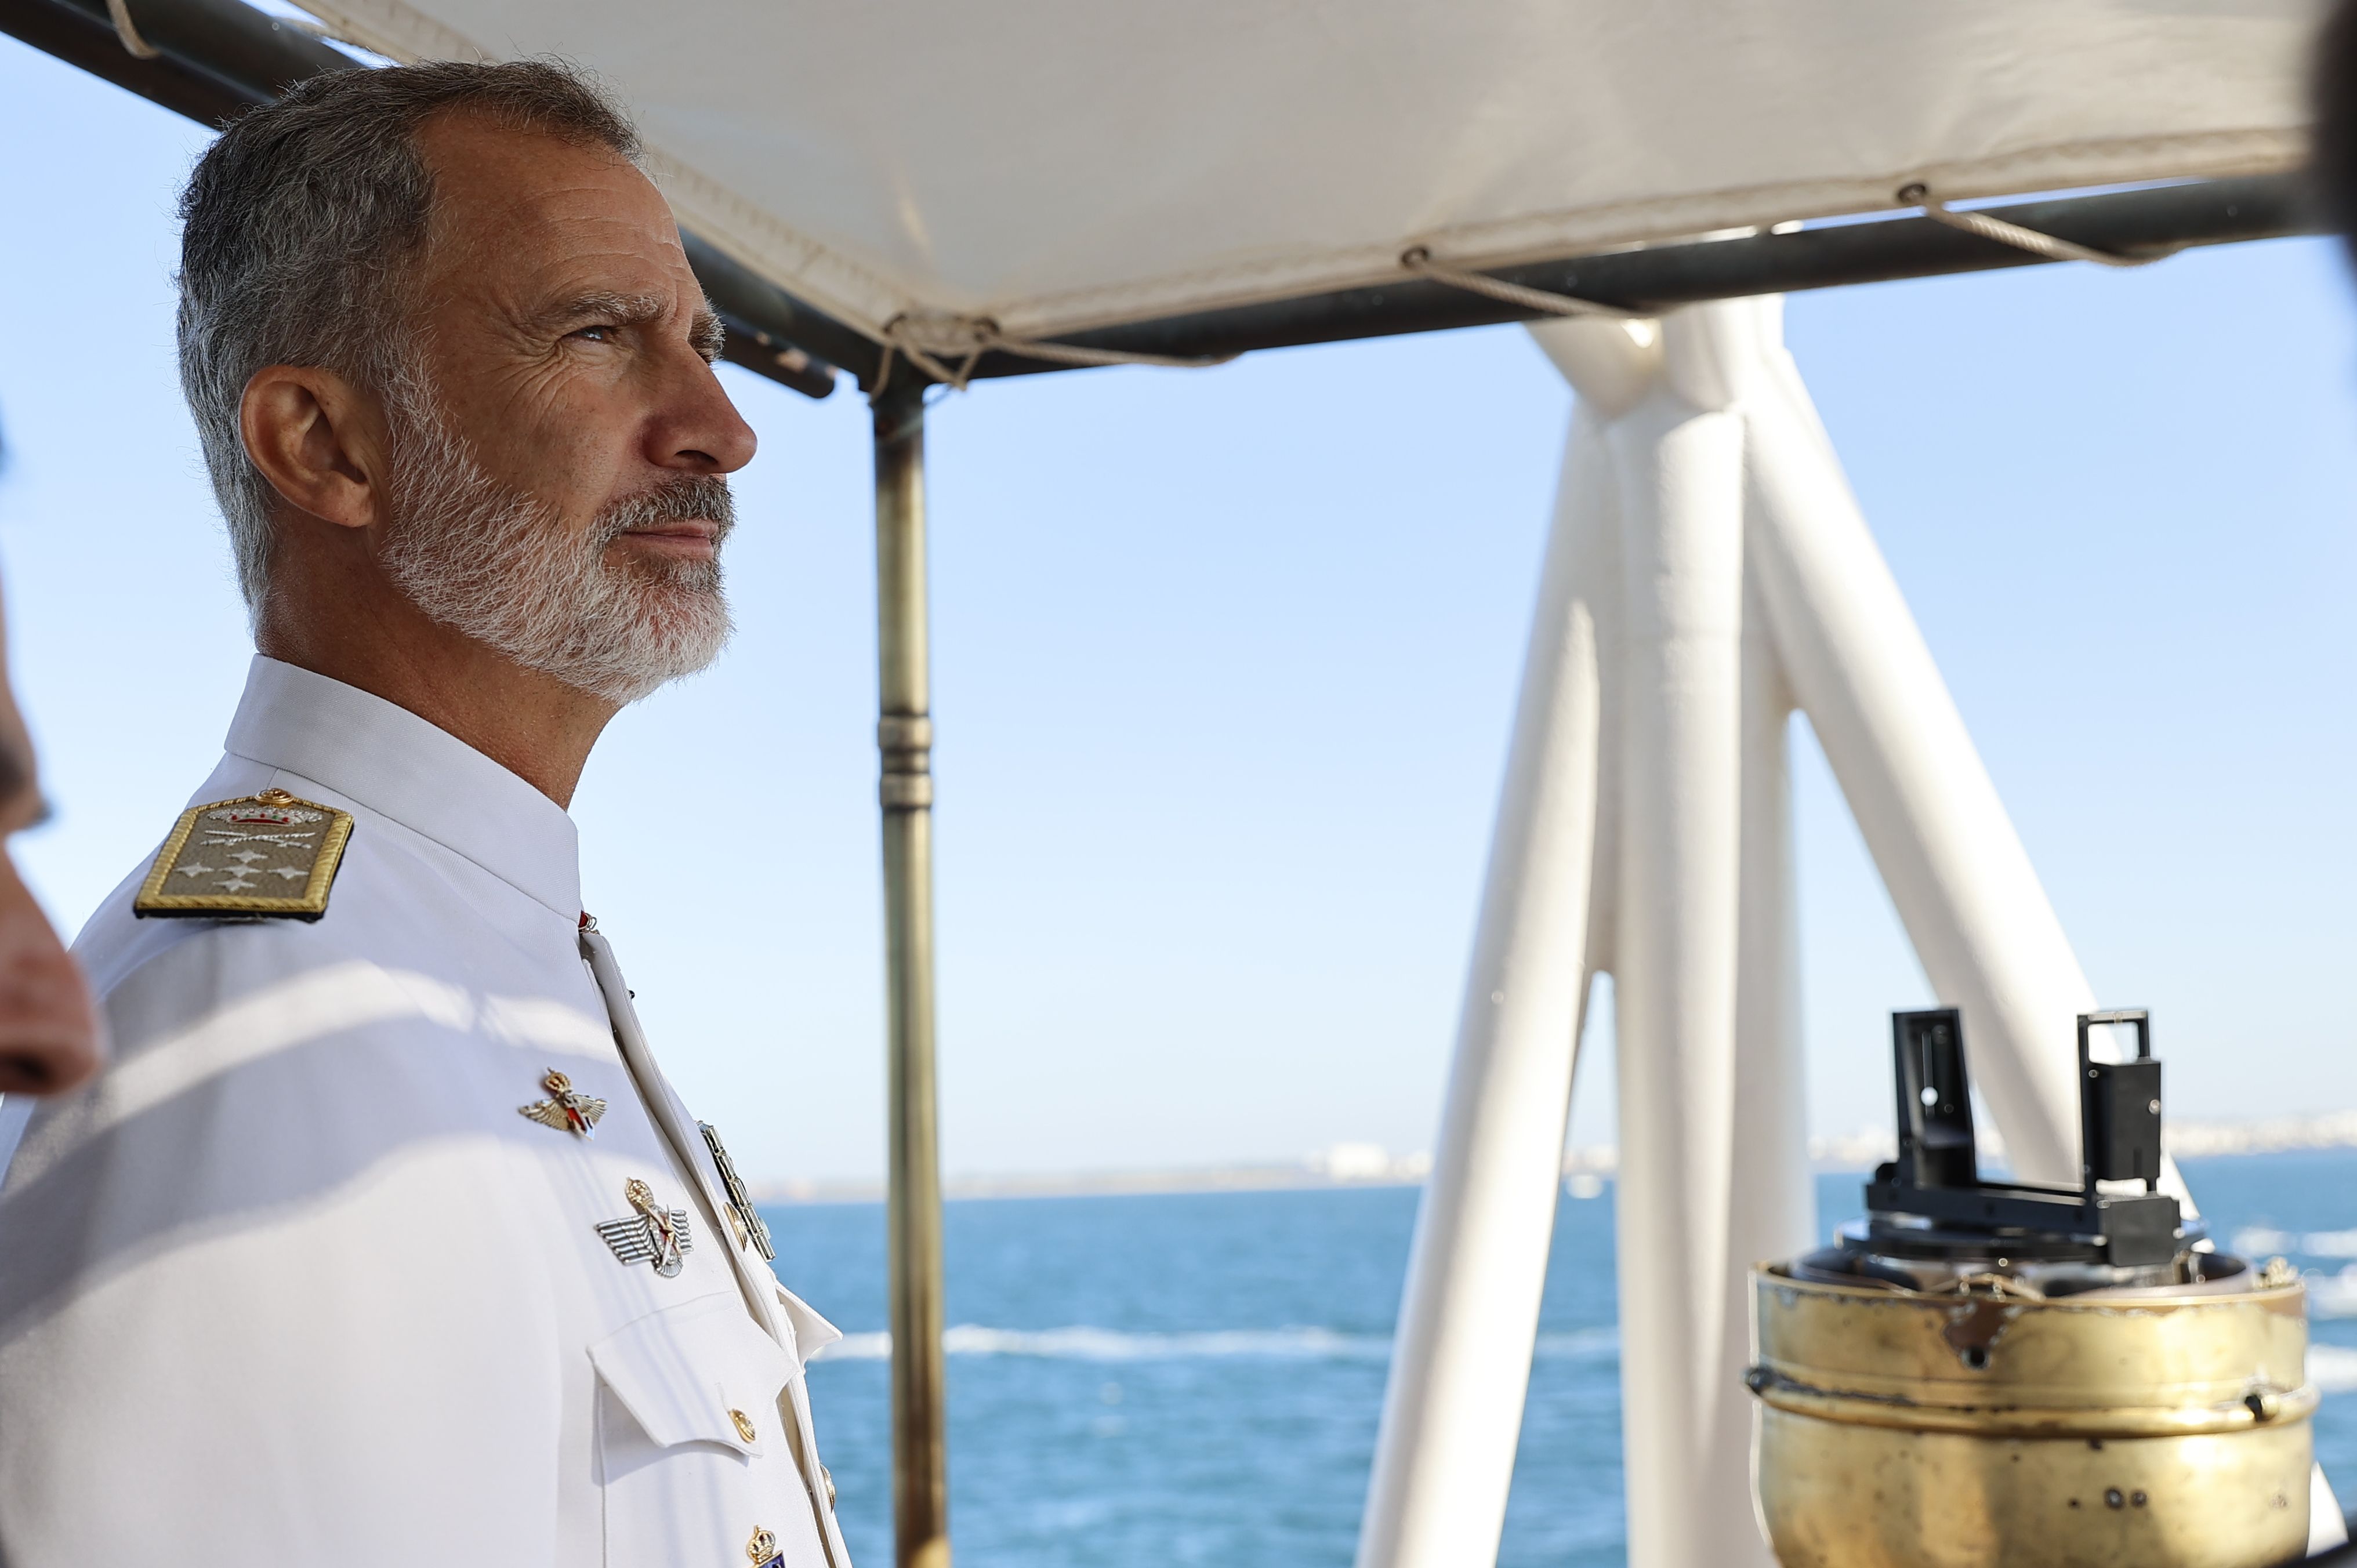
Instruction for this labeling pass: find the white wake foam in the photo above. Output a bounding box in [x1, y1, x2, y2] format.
[811, 1324, 1619, 1364]
[2311, 1345, 2357, 1393]
[2233, 1226, 2357, 1261]
[2305, 1266, 2357, 1319]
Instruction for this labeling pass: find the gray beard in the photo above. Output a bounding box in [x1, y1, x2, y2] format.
[376, 390, 735, 705]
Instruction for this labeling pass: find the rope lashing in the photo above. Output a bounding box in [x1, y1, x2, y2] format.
[873, 313, 1235, 396]
[1898, 184, 2153, 270]
[104, 0, 160, 57]
[1399, 246, 1648, 321]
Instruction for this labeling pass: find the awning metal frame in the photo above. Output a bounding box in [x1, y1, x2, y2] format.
[3, 0, 2325, 400]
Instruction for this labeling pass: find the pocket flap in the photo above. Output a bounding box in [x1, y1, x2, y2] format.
[588, 1292, 796, 1457]
[774, 1283, 844, 1367]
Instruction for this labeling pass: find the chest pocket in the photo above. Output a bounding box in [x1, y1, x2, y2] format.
[589, 1292, 830, 1568]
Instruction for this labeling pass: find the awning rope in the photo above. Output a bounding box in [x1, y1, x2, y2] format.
[104, 0, 161, 58]
[874, 313, 1234, 395]
[1899, 184, 2153, 270]
[1404, 186, 2157, 333]
[1400, 245, 1647, 321]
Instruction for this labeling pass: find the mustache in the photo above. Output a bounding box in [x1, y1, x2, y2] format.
[597, 474, 736, 545]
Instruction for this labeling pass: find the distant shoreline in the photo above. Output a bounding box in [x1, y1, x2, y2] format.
[749, 1114, 2357, 1207]
[753, 1164, 1426, 1207]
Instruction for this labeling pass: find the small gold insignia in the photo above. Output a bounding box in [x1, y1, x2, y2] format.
[133, 788, 353, 921]
[746, 1527, 780, 1565]
[730, 1407, 757, 1442]
[700, 1120, 775, 1261]
[594, 1178, 692, 1276]
[520, 1069, 607, 1137]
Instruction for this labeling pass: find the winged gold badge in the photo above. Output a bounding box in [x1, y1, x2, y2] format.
[518, 1068, 606, 1137]
[595, 1178, 691, 1276]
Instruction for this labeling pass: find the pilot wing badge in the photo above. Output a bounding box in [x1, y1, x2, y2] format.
[133, 788, 354, 921]
[596, 1179, 692, 1277]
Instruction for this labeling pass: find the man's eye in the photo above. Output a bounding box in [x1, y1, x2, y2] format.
[571, 324, 618, 343]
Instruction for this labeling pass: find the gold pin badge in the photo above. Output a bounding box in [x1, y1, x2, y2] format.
[519, 1069, 607, 1137]
[746, 1527, 781, 1566]
[700, 1120, 775, 1261]
[594, 1178, 692, 1277]
[730, 1407, 757, 1443]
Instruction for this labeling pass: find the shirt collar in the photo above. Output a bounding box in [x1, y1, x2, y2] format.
[221, 656, 582, 920]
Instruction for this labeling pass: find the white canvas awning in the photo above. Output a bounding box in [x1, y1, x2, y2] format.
[302, 0, 2320, 349]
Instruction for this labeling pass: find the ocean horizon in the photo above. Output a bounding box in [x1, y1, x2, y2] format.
[766, 1149, 2357, 1567]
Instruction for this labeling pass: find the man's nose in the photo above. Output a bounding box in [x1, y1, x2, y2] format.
[651, 354, 759, 476]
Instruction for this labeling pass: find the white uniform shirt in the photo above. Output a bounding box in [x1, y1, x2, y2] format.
[0, 657, 851, 1568]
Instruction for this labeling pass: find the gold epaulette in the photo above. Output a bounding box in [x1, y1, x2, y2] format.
[133, 787, 353, 921]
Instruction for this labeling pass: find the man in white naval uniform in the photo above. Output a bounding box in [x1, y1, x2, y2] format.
[0, 61, 848, 1567]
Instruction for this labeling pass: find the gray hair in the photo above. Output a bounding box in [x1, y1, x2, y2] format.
[175, 60, 641, 611]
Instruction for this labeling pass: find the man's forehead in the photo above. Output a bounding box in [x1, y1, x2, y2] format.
[415, 112, 690, 287]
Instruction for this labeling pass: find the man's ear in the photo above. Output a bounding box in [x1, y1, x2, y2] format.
[239, 366, 390, 532]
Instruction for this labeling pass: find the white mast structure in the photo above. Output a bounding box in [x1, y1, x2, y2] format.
[1354, 296, 2341, 1568]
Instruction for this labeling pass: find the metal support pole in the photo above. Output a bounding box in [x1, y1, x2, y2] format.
[873, 380, 949, 1568]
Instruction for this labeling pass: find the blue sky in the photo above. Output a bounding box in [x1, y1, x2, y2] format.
[4, 35, 2355, 1183]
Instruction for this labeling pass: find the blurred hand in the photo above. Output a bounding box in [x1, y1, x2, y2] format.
[0, 598, 101, 1096]
[0, 851, 100, 1095]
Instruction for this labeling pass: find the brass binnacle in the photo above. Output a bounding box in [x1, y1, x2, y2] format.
[1748, 1265, 2314, 1567]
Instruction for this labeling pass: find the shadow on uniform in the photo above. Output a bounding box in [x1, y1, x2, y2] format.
[0, 949, 619, 1341]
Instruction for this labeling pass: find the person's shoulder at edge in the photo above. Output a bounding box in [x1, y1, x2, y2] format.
[1, 774, 487, 1194]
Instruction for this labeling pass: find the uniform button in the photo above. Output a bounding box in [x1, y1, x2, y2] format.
[821, 1463, 837, 1508]
[730, 1408, 758, 1443]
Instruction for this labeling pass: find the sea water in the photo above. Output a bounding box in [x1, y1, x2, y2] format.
[763, 1149, 2357, 1567]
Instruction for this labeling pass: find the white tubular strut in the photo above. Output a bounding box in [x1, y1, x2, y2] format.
[1352, 401, 1617, 1568]
[1608, 302, 1778, 1568]
[1532, 321, 1648, 992]
[1727, 553, 1817, 1558]
[1742, 320, 2350, 1551]
[1744, 347, 2086, 1186]
[1729, 554, 1816, 1369]
[1743, 326, 2211, 1213]
[1360, 296, 2301, 1568]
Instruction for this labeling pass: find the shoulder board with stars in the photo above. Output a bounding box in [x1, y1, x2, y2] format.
[133, 789, 354, 922]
